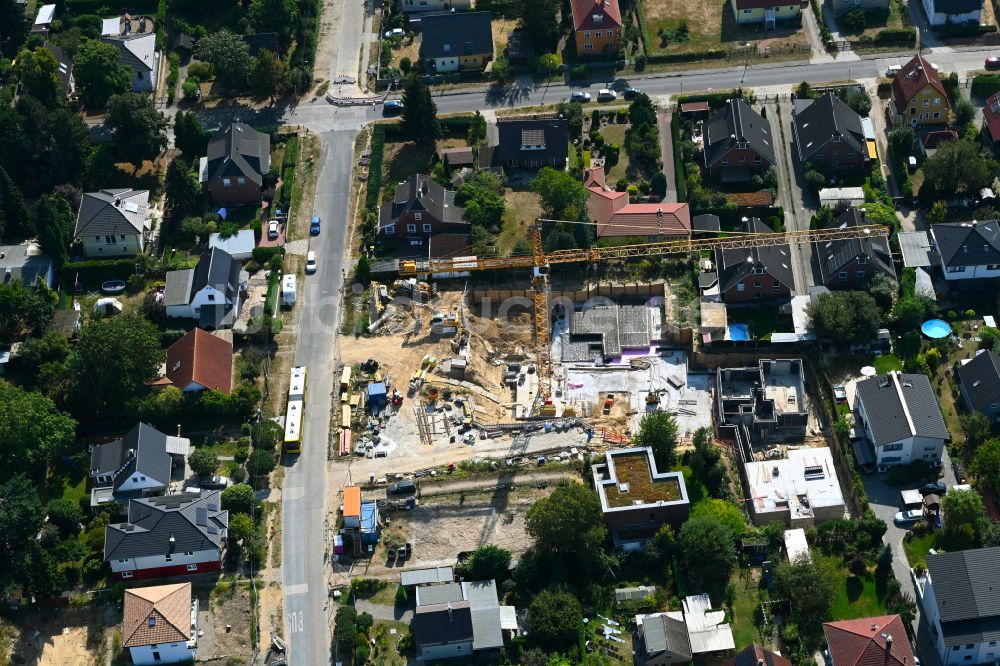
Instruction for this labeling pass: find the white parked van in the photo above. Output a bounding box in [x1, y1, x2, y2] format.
[280, 274, 297, 307]
[305, 251, 317, 274]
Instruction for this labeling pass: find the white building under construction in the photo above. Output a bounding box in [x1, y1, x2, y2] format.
[743, 446, 845, 527]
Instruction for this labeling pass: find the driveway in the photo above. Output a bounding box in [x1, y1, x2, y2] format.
[768, 99, 818, 294]
[860, 450, 958, 666]
[656, 111, 678, 203]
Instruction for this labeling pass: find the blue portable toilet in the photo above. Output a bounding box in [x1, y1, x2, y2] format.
[367, 382, 387, 408]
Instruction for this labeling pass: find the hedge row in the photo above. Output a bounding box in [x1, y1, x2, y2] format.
[64, 0, 158, 12]
[694, 206, 785, 230]
[252, 246, 285, 266]
[937, 23, 997, 38]
[972, 73, 1000, 98]
[645, 49, 727, 65]
[365, 125, 386, 211]
[676, 89, 751, 109]
[855, 27, 916, 44]
[60, 258, 135, 288]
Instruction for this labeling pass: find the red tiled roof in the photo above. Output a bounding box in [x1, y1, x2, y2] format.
[598, 202, 691, 238]
[166, 328, 233, 394]
[984, 92, 1000, 142]
[584, 166, 606, 189]
[892, 54, 948, 111]
[921, 129, 958, 148]
[680, 101, 710, 113]
[725, 643, 792, 666]
[587, 186, 628, 228]
[823, 615, 914, 666]
[571, 0, 622, 32]
[123, 583, 191, 648]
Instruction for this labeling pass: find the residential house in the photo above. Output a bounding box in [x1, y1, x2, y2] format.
[202, 123, 271, 205]
[717, 360, 809, 444]
[75, 189, 150, 257]
[724, 644, 791, 666]
[89, 422, 189, 508]
[104, 490, 228, 580]
[0, 242, 55, 289]
[890, 54, 950, 126]
[704, 99, 776, 180]
[921, 0, 983, 26]
[714, 218, 793, 302]
[419, 12, 494, 73]
[729, 0, 800, 26]
[823, 616, 914, 666]
[400, 566, 454, 588]
[829, 0, 889, 14]
[398, 0, 471, 13]
[164, 328, 233, 394]
[412, 579, 511, 662]
[583, 166, 606, 189]
[42, 42, 74, 98]
[743, 447, 845, 526]
[591, 447, 690, 550]
[32, 3, 55, 34]
[207, 229, 256, 261]
[101, 33, 158, 92]
[792, 92, 869, 170]
[929, 219, 1000, 281]
[585, 187, 692, 241]
[164, 248, 247, 329]
[854, 371, 950, 471]
[818, 207, 896, 289]
[917, 547, 1000, 666]
[982, 92, 1000, 153]
[480, 117, 569, 170]
[122, 583, 197, 666]
[377, 175, 469, 243]
[637, 594, 735, 666]
[957, 350, 1000, 421]
[439, 147, 475, 171]
[570, 0, 623, 54]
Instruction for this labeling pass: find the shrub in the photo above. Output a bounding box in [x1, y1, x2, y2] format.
[840, 8, 866, 33]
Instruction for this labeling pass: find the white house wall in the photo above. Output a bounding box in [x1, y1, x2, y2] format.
[110, 548, 220, 574]
[129, 641, 195, 666]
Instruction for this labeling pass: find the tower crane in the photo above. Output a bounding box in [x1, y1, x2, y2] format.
[399, 221, 890, 404]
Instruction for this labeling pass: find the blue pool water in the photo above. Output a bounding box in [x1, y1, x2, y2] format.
[729, 323, 750, 341]
[921, 319, 952, 339]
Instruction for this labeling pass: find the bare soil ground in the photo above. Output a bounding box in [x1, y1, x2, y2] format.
[491, 18, 520, 57]
[9, 606, 118, 666]
[497, 188, 543, 256]
[198, 581, 255, 664]
[643, 0, 808, 55]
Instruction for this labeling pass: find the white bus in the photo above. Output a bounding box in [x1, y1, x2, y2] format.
[284, 366, 307, 453]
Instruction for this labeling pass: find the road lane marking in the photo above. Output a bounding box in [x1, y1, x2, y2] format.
[286, 583, 309, 595]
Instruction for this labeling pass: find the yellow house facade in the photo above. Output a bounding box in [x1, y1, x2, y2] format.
[730, 0, 801, 24]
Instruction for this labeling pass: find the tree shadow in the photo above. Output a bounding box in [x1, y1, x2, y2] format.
[845, 575, 864, 602]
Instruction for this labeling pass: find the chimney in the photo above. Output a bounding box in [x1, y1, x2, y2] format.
[447, 602, 453, 622]
[177, 424, 182, 437]
[886, 634, 893, 657]
[657, 207, 663, 218]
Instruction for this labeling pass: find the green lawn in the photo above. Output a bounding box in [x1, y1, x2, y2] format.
[874, 354, 904, 374]
[729, 571, 770, 649]
[902, 532, 936, 571]
[42, 463, 88, 504]
[600, 124, 630, 182]
[823, 556, 889, 621]
[497, 188, 542, 256]
[191, 438, 243, 458]
[371, 620, 410, 665]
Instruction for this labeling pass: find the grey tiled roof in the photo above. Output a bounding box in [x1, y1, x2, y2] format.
[957, 350, 1000, 412]
[716, 218, 794, 291]
[931, 220, 1000, 268]
[818, 208, 896, 282]
[491, 118, 569, 166]
[855, 372, 949, 446]
[927, 547, 1000, 646]
[413, 602, 474, 646]
[206, 123, 270, 187]
[793, 92, 866, 162]
[105, 490, 228, 561]
[420, 11, 494, 60]
[465, 580, 502, 650]
[191, 247, 241, 298]
[90, 423, 172, 492]
[379, 174, 467, 229]
[704, 98, 776, 168]
[644, 614, 692, 659]
[75, 189, 149, 237]
[163, 269, 194, 307]
[416, 582, 464, 607]
[101, 33, 155, 73]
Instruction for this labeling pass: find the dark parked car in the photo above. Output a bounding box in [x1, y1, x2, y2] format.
[623, 87, 643, 100]
[987, 56, 1000, 70]
[920, 482, 947, 496]
[383, 100, 404, 116]
[387, 479, 416, 497]
[310, 216, 321, 236]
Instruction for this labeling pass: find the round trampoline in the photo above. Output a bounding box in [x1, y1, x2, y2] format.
[921, 319, 952, 339]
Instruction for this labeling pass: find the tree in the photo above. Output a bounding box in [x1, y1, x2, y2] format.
[650, 171, 668, 199]
[0, 0, 28, 53]
[974, 440, 1000, 497]
[690, 499, 746, 538]
[401, 75, 439, 144]
[942, 488, 988, 538]
[517, 0, 561, 51]
[461, 545, 512, 582]
[858, 202, 898, 230]
[679, 517, 736, 594]
[251, 50, 291, 99]
[526, 482, 606, 570]
[927, 200, 948, 225]
[222, 484, 258, 515]
[689, 427, 728, 498]
[955, 98, 977, 127]
[74, 39, 131, 108]
[0, 476, 44, 571]
[174, 112, 209, 159]
[15, 47, 61, 106]
[805, 170, 826, 192]
[491, 57, 511, 82]
[0, 166, 28, 239]
[888, 126, 917, 157]
[888, 592, 917, 626]
[807, 291, 880, 343]
[228, 512, 255, 546]
[67, 313, 164, 417]
[632, 411, 679, 470]
[962, 412, 991, 449]
[772, 555, 837, 639]
[532, 167, 587, 220]
[354, 255, 371, 284]
[867, 273, 898, 310]
[248, 449, 277, 476]
[0, 280, 57, 342]
[456, 171, 506, 231]
[46, 498, 82, 536]
[189, 448, 221, 477]
[106, 93, 169, 165]
[921, 140, 996, 195]
[34, 194, 75, 269]
[165, 157, 202, 223]
[248, 0, 299, 43]
[399, 57, 412, 75]
[893, 296, 932, 331]
[528, 590, 581, 652]
[19, 330, 70, 375]
[0, 381, 76, 476]
[196, 30, 252, 91]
